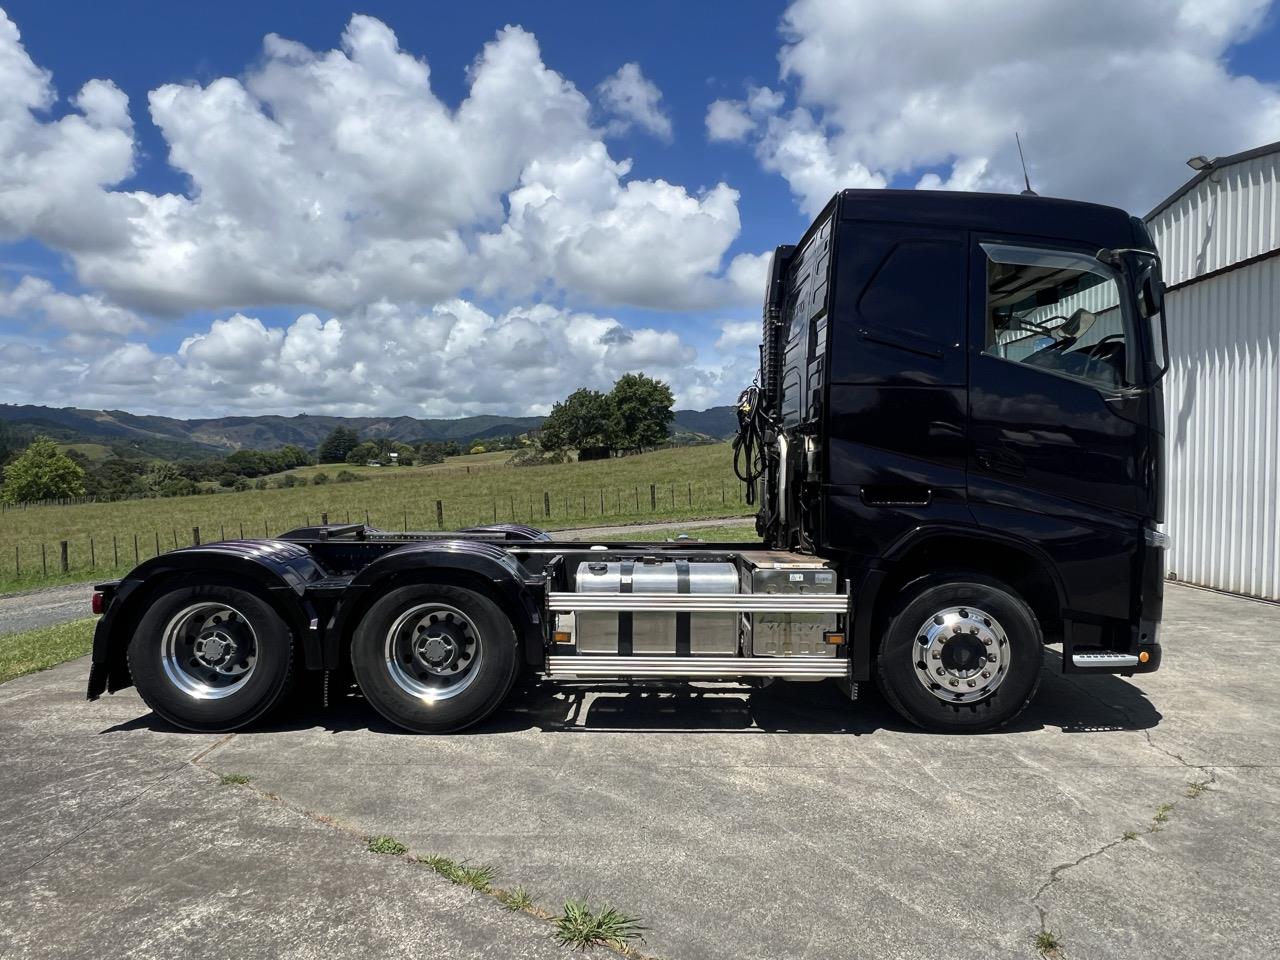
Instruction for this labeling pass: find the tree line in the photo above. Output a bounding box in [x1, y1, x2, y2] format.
[0, 371, 678, 504]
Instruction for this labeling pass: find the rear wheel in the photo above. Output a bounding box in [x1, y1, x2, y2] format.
[350, 584, 520, 733]
[875, 574, 1043, 733]
[128, 581, 295, 732]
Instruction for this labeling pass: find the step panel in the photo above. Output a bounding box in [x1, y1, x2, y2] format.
[1071, 651, 1140, 668]
[546, 655, 848, 678]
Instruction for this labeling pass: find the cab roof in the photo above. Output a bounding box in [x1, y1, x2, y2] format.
[827, 189, 1148, 250]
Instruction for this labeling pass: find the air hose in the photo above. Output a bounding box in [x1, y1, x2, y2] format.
[732, 383, 771, 506]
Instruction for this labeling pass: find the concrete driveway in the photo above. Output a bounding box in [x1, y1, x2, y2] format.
[2, 583, 1277, 959]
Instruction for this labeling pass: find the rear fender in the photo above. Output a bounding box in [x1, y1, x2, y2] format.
[87, 540, 327, 700]
[326, 540, 543, 669]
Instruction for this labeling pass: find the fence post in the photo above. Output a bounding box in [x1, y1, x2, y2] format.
[220, 524, 225, 541]
[600, 489, 605, 514]
[42, 543, 47, 576]
[192, 526, 201, 546]
[90, 538, 96, 569]
[264, 520, 270, 537]
[321, 512, 329, 526]
[113, 535, 118, 568]
[240, 522, 245, 539]
[403, 508, 408, 532]
[436, 500, 444, 530]
[14, 544, 18, 577]
[543, 492, 551, 518]
[60, 540, 69, 573]
[650, 484, 657, 510]
[510, 495, 515, 520]
[155, 531, 161, 556]
[134, 534, 139, 564]
[688, 482, 692, 505]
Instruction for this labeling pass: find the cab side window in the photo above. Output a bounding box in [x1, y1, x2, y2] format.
[982, 243, 1132, 390]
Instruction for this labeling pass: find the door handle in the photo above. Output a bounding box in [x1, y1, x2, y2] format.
[975, 447, 1025, 478]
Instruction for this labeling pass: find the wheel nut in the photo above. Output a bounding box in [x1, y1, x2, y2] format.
[949, 678, 959, 687]
[959, 609, 968, 618]
[983, 638, 992, 646]
[982, 671, 991, 679]
[953, 625, 963, 635]
[931, 651, 940, 660]
[967, 679, 976, 687]
[935, 667, 944, 676]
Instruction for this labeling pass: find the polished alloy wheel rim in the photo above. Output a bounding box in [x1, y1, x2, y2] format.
[161, 602, 259, 700]
[384, 603, 483, 702]
[911, 605, 1009, 704]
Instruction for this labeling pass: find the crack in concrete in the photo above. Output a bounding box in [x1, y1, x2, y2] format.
[1029, 675, 1221, 956]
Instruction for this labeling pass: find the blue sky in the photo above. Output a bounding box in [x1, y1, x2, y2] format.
[1, 0, 1278, 418]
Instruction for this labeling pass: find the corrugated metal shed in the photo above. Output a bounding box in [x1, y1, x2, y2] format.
[1146, 141, 1280, 601]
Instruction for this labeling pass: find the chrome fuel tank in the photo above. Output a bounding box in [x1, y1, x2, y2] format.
[573, 559, 739, 655]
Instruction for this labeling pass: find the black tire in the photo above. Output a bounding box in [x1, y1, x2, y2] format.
[875, 573, 1043, 733]
[128, 581, 295, 732]
[350, 584, 519, 733]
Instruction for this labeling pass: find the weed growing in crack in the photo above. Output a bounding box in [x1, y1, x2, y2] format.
[1034, 929, 1062, 955]
[1151, 802, 1174, 830]
[1122, 830, 1138, 841]
[418, 855, 495, 891]
[1185, 779, 1211, 799]
[554, 900, 646, 951]
[367, 835, 408, 856]
[501, 887, 535, 912]
[218, 773, 251, 785]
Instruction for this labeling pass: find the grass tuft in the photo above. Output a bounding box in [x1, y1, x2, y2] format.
[218, 773, 251, 786]
[1122, 830, 1138, 841]
[500, 887, 535, 912]
[1185, 779, 1211, 799]
[1034, 929, 1062, 954]
[367, 835, 408, 856]
[418, 855, 495, 891]
[1153, 802, 1173, 824]
[553, 900, 646, 951]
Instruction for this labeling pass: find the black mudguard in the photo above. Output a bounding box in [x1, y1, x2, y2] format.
[325, 539, 545, 669]
[87, 540, 327, 700]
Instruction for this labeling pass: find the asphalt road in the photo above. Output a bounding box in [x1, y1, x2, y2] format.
[0, 583, 96, 634]
[0, 517, 754, 635]
[2, 583, 1277, 959]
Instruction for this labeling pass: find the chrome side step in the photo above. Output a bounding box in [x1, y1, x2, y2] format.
[546, 591, 849, 613]
[1071, 651, 1140, 669]
[546, 655, 848, 679]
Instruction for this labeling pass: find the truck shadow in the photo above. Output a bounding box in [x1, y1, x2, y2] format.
[105, 653, 1161, 737]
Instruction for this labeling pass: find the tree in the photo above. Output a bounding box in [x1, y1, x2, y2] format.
[317, 427, 360, 463]
[609, 373, 674, 452]
[345, 441, 381, 465]
[143, 461, 197, 498]
[1, 436, 87, 504]
[540, 388, 615, 453]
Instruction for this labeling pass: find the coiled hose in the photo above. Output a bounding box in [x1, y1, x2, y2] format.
[732, 384, 770, 506]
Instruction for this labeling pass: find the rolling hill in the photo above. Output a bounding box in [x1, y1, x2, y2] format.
[0, 403, 737, 457]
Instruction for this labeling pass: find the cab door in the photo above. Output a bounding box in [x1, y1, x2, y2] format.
[965, 237, 1149, 619]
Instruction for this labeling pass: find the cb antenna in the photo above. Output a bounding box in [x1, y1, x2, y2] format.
[1015, 132, 1037, 196]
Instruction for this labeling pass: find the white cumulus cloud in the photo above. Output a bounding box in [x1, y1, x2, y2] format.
[598, 62, 673, 140]
[711, 0, 1280, 214]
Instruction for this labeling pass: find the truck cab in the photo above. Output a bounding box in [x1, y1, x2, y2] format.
[87, 190, 1168, 736]
[746, 189, 1168, 685]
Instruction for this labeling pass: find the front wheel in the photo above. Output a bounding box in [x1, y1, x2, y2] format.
[350, 584, 520, 733]
[875, 574, 1043, 733]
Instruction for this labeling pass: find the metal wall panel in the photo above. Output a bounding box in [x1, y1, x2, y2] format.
[1162, 255, 1280, 600]
[1148, 152, 1280, 287]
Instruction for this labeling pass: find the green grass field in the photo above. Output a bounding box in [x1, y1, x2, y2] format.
[0, 618, 97, 684]
[0, 444, 753, 593]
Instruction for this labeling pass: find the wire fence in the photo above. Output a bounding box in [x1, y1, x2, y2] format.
[1, 480, 752, 589]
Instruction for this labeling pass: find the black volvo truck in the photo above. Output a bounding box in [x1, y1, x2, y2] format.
[87, 189, 1170, 734]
